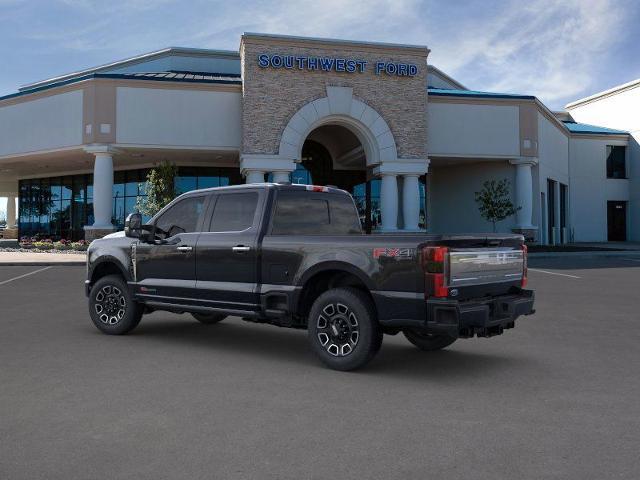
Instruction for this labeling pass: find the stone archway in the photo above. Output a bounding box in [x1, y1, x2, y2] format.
[240, 85, 428, 232]
[278, 86, 398, 166]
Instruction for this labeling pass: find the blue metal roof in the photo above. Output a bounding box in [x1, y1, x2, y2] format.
[0, 71, 242, 103]
[428, 87, 535, 100]
[562, 121, 628, 135]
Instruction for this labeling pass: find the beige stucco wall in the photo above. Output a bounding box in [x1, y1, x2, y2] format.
[427, 101, 520, 158]
[569, 136, 630, 242]
[429, 161, 517, 234]
[567, 86, 639, 241]
[115, 86, 242, 148]
[0, 90, 83, 157]
[240, 35, 428, 160]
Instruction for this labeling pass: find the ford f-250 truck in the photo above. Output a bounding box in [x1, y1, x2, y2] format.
[85, 183, 534, 370]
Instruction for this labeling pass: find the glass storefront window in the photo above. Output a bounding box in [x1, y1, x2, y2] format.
[62, 177, 72, 201]
[175, 176, 198, 195]
[18, 167, 243, 240]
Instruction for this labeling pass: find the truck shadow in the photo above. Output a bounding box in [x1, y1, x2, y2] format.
[130, 316, 533, 380]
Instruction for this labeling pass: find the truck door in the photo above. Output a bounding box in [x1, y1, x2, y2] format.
[134, 194, 208, 303]
[195, 189, 264, 314]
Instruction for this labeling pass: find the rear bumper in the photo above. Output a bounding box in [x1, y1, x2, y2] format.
[425, 289, 535, 338]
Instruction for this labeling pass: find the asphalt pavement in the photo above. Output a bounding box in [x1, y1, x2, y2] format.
[1, 257, 639, 479]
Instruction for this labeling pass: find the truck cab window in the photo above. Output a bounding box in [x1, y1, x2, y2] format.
[209, 192, 258, 232]
[155, 196, 205, 237]
[272, 192, 361, 235]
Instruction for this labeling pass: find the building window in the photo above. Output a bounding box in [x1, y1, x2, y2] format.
[18, 166, 243, 240]
[606, 146, 626, 179]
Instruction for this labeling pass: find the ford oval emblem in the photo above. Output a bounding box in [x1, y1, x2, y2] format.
[450, 288, 459, 297]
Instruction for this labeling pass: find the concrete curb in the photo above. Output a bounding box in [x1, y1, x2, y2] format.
[529, 251, 640, 259]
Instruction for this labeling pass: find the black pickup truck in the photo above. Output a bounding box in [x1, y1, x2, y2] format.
[85, 183, 534, 370]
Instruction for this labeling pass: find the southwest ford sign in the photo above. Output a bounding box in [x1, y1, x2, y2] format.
[257, 54, 418, 77]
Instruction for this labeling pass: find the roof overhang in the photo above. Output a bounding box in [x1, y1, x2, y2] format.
[565, 78, 640, 109]
[19, 47, 240, 93]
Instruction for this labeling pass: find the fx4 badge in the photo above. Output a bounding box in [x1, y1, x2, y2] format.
[373, 247, 415, 259]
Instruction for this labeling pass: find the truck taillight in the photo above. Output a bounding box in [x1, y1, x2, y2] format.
[521, 244, 528, 288]
[422, 246, 449, 298]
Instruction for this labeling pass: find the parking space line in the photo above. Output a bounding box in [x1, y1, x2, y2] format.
[0, 266, 52, 286]
[528, 268, 581, 279]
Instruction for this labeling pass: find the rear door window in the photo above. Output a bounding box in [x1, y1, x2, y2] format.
[271, 191, 361, 235]
[209, 192, 259, 232]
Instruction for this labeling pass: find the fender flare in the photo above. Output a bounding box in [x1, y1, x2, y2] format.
[297, 261, 375, 291]
[88, 255, 131, 283]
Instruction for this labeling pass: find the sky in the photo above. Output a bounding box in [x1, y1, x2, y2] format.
[1, 0, 640, 213]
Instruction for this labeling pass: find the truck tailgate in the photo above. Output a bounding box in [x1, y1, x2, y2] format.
[448, 248, 525, 288]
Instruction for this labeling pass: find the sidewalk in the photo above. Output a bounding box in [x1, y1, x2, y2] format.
[529, 250, 640, 258]
[529, 242, 640, 258]
[567, 242, 640, 251]
[0, 251, 86, 266]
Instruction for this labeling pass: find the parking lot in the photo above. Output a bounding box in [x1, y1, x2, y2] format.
[1, 257, 639, 479]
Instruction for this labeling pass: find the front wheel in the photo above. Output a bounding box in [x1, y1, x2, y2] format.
[403, 329, 456, 351]
[89, 275, 143, 335]
[308, 287, 382, 371]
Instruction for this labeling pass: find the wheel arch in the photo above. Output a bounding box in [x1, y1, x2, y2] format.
[295, 261, 376, 321]
[89, 256, 131, 285]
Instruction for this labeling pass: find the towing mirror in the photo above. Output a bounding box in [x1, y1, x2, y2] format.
[124, 212, 143, 238]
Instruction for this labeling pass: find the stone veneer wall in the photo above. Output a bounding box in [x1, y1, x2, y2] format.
[240, 36, 429, 160]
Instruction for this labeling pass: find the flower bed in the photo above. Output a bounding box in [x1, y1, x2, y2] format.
[20, 237, 89, 251]
[10, 237, 90, 254]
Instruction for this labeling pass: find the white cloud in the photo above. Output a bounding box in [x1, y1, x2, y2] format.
[426, 0, 629, 107]
[3, 0, 635, 109]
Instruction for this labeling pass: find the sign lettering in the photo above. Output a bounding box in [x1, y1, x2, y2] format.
[258, 54, 417, 77]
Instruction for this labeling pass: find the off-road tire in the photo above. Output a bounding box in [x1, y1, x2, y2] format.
[403, 329, 456, 351]
[191, 312, 227, 324]
[308, 287, 382, 371]
[89, 274, 143, 335]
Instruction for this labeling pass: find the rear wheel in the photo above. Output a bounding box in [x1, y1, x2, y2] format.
[403, 329, 456, 351]
[89, 275, 143, 335]
[191, 312, 227, 324]
[308, 287, 382, 371]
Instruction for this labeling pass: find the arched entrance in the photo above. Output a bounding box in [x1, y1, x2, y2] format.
[242, 86, 429, 232]
[293, 123, 382, 232]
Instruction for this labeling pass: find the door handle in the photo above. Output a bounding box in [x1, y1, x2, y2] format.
[232, 245, 251, 253]
[177, 246, 193, 252]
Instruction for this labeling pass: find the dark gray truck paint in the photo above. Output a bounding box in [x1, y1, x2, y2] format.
[86, 183, 534, 338]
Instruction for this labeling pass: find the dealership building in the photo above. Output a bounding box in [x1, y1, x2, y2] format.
[0, 33, 637, 242]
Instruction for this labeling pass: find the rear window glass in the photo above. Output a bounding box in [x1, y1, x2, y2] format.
[209, 192, 258, 232]
[271, 191, 361, 235]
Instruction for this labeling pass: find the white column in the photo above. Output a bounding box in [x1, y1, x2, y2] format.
[6, 195, 17, 229]
[84, 146, 117, 233]
[510, 158, 537, 229]
[401, 174, 420, 231]
[245, 170, 265, 184]
[380, 174, 398, 231]
[272, 171, 290, 183]
[92, 152, 115, 228]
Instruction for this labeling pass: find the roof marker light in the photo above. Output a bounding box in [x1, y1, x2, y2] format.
[306, 185, 329, 192]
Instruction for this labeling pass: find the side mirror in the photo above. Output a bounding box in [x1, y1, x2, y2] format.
[124, 213, 143, 238]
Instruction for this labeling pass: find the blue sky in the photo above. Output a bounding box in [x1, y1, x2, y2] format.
[0, 0, 639, 109]
[1, 0, 639, 214]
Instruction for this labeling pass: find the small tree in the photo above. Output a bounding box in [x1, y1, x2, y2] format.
[136, 161, 178, 217]
[474, 179, 520, 232]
